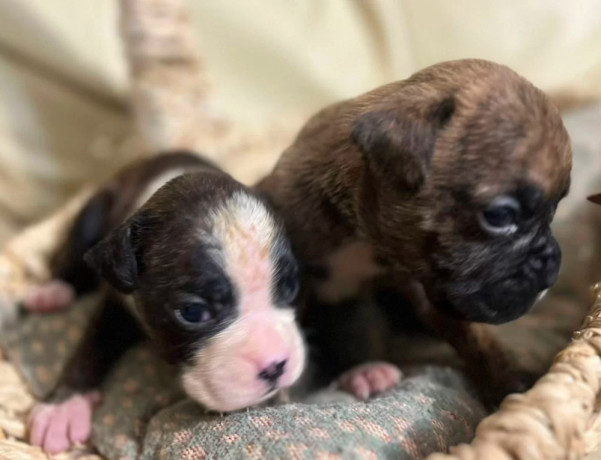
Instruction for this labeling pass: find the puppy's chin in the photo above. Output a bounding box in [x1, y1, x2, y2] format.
[181, 353, 303, 412]
[181, 371, 279, 412]
[430, 280, 543, 325]
[181, 352, 303, 412]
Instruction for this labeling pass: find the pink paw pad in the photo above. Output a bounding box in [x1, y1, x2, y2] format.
[23, 280, 75, 312]
[337, 362, 402, 400]
[29, 391, 101, 454]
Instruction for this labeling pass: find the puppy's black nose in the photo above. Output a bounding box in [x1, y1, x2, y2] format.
[529, 238, 561, 288]
[258, 360, 287, 384]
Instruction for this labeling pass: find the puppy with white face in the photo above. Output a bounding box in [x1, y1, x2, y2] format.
[26, 152, 306, 453]
[87, 174, 305, 410]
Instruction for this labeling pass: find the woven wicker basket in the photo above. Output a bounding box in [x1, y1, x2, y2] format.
[424, 285, 601, 459]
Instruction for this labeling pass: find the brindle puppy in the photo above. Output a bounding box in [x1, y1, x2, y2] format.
[257, 59, 572, 403]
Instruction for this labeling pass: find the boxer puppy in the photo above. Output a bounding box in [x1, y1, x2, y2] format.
[26, 152, 306, 454]
[257, 59, 572, 402]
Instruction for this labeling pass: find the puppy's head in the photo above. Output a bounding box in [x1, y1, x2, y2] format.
[86, 172, 305, 411]
[352, 59, 571, 324]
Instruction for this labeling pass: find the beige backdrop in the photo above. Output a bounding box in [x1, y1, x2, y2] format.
[0, 0, 600, 242]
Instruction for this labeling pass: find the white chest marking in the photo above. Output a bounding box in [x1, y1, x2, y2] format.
[317, 240, 384, 304]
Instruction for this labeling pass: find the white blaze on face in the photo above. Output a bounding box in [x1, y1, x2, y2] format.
[212, 192, 277, 309]
[181, 192, 306, 412]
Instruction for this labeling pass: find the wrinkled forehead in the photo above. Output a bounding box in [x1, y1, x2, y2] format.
[474, 129, 571, 202]
[439, 95, 572, 201]
[518, 134, 572, 199]
[443, 152, 571, 209]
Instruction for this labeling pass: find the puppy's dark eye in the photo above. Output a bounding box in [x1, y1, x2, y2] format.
[483, 207, 515, 227]
[279, 272, 299, 304]
[479, 196, 520, 235]
[175, 301, 213, 326]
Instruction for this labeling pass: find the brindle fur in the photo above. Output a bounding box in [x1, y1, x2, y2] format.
[257, 59, 572, 403]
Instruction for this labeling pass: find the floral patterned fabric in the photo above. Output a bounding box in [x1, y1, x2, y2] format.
[0, 294, 487, 459]
[0, 294, 100, 398]
[97, 343, 486, 460]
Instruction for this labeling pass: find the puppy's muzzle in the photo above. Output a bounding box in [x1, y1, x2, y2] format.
[431, 232, 563, 324]
[526, 236, 561, 290]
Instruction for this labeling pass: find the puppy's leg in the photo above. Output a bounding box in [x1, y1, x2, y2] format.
[399, 280, 531, 405]
[461, 322, 537, 403]
[23, 188, 115, 313]
[421, 308, 534, 406]
[29, 294, 143, 454]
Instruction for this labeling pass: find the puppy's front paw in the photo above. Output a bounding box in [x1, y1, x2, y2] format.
[29, 391, 101, 454]
[23, 280, 75, 312]
[336, 362, 402, 400]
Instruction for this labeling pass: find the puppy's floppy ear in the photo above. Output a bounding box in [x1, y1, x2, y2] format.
[352, 96, 455, 193]
[84, 220, 140, 294]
